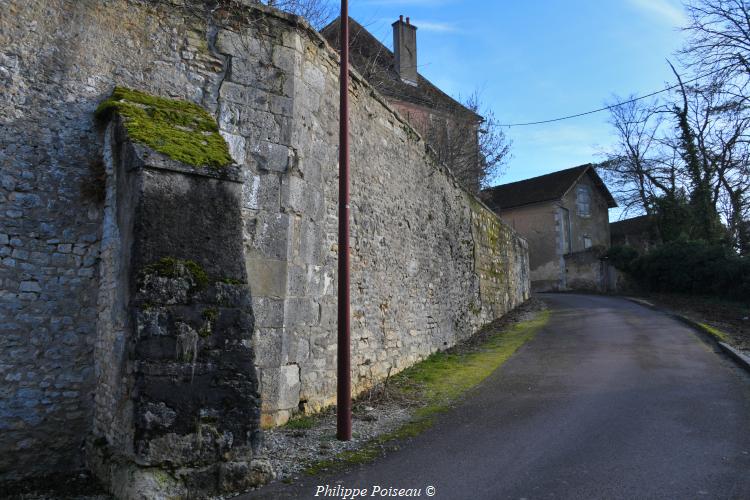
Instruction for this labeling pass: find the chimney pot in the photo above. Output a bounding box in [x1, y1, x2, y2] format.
[406, 17, 410, 25]
[400, 15, 403, 22]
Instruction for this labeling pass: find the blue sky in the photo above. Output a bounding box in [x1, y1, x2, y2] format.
[347, 0, 689, 218]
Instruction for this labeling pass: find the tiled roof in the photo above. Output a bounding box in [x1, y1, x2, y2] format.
[481, 164, 617, 211]
[320, 17, 481, 122]
[611, 214, 654, 237]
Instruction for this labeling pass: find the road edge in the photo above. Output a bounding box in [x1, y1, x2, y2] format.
[624, 296, 750, 375]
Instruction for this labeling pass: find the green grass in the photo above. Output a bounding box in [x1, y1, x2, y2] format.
[304, 310, 550, 475]
[95, 86, 232, 168]
[284, 414, 318, 430]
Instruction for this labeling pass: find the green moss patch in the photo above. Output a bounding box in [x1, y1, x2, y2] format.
[202, 307, 218, 322]
[95, 86, 232, 168]
[142, 257, 209, 289]
[304, 310, 550, 475]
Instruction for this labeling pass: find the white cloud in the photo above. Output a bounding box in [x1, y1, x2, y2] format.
[363, 0, 451, 5]
[627, 0, 688, 27]
[413, 20, 461, 33]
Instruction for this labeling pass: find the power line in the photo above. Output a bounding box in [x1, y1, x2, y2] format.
[497, 66, 728, 127]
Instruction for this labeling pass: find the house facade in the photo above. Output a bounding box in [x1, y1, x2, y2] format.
[321, 16, 483, 192]
[482, 164, 618, 292]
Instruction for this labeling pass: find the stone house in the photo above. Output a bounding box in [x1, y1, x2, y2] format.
[482, 164, 617, 292]
[321, 16, 484, 192]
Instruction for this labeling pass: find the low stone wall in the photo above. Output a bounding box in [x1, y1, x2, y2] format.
[564, 248, 613, 292]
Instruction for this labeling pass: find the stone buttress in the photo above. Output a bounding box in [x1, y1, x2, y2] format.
[89, 108, 270, 497]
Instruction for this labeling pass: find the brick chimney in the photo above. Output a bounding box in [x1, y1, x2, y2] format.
[392, 15, 418, 86]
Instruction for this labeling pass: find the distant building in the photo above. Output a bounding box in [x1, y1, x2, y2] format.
[321, 16, 483, 191]
[482, 164, 618, 292]
[610, 214, 660, 253]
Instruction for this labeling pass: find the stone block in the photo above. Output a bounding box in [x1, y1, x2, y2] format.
[218, 460, 273, 492]
[245, 212, 290, 260]
[285, 264, 308, 297]
[216, 30, 263, 58]
[252, 297, 284, 328]
[269, 94, 293, 117]
[228, 59, 282, 93]
[284, 297, 318, 327]
[281, 30, 303, 52]
[237, 108, 282, 143]
[272, 45, 299, 75]
[246, 258, 286, 298]
[220, 131, 246, 166]
[242, 171, 280, 211]
[302, 60, 325, 93]
[298, 219, 322, 265]
[19, 281, 41, 293]
[253, 328, 284, 368]
[248, 141, 290, 173]
[220, 81, 269, 112]
[280, 175, 306, 215]
[260, 365, 300, 412]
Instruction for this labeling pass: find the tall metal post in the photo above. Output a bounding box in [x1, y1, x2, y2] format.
[336, 1, 352, 441]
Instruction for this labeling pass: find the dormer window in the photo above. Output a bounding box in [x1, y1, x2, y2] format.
[576, 185, 591, 217]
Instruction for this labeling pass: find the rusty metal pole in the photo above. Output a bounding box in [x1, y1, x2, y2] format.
[337, 0, 352, 441]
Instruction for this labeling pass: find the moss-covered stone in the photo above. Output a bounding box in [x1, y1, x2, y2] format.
[202, 307, 218, 322]
[95, 87, 232, 168]
[141, 257, 209, 289]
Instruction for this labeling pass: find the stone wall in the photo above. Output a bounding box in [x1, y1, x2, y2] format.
[0, 0, 530, 483]
[214, 8, 531, 424]
[564, 249, 619, 293]
[1, 0, 239, 479]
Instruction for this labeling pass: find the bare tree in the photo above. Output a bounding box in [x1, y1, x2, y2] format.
[680, 0, 750, 252]
[681, 0, 750, 98]
[603, 2, 750, 251]
[466, 93, 512, 189]
[600, 95, 671, 216]
[425, 92, 511, 193]
[263, 0, 334, 29]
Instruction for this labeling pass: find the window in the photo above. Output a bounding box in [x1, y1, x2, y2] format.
[583, 235, 592, 249]
[576, 185, 591, 217]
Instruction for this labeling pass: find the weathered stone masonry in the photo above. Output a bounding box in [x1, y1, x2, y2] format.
[223, 7, 531, 425]
[2, 0, 236, 480]
[88, 114, 265, 497]
[0, 0, 530, 490]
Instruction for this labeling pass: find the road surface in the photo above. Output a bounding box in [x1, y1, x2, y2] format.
[245, 294, 750, 499]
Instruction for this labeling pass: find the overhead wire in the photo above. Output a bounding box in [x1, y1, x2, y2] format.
[496, 65, 729, 127]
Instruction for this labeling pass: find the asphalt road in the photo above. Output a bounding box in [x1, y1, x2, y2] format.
[245, 294, 750, 499]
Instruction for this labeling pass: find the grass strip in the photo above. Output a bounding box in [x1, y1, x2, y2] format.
[304, 310, 550, 475]
[698, 322, 730, 343]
